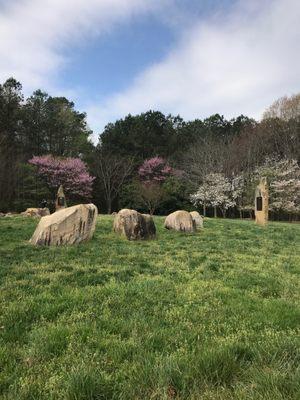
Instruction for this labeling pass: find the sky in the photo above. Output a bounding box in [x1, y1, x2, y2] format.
[0, 0, 300, 141]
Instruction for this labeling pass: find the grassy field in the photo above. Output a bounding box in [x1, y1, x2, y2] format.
[0, 215, 299, 400]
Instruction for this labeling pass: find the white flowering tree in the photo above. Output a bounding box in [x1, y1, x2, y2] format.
[190, 157, 300, 220]
[254, 157, 300, 216]
[191, 173, 237, 217]
[230, 174, 245, 217]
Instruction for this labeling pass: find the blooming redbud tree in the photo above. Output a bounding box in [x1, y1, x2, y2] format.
[137, 157, 174, 214]
[29, 155, 95, 200]
[138, 157, 173, 183]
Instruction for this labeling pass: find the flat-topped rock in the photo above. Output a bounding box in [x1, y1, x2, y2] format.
[113, 209, 156, 240]
[30, 204, 97, 246]
[190, 211, 203, 229]
[164, 210, 196, 233]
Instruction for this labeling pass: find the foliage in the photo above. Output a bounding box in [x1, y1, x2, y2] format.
[1, 76, 300, 220]
[99, 111, 184, 161]
[159, 176, 194, 214]
[29, 155, 94, 200]
[120, 176, 192, 215]
[135, 181, 167, 215]
[254, 157, 300, 214]
[21, 90, 93, 158]
[0, 78, 23, 210]
[191, 173, 238, 217]
[0, 78, 93, 211]
[0, 216, 300, 399]
[136, 157, 175, 214]
[263, 93, 300, 121]
[13, 163, 51, 212]
[138, 157, 173, 183]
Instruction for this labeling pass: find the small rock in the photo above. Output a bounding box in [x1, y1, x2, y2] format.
[21, 208, 50, 218]
[190, 211, 203, 229]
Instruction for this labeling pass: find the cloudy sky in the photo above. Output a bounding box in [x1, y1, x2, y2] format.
[0, 0, 299, 139]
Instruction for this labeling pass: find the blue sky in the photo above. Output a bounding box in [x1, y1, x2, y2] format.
[59, 13, 177, 100]
[59, 0, 235, 101]
[0, 0, 299, 140]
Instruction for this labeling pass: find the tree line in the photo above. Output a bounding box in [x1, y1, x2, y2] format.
[0, 77, 299, 219]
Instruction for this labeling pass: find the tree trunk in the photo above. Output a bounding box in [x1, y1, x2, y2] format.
[106, 197, 112, 214]
[214, 206, 217, 218]
[203, 203, 206, 217]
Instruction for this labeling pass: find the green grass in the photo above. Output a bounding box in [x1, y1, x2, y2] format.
[0, 215, 299, 400]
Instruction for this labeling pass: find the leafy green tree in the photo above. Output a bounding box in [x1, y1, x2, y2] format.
[0, 78, 95, 211]
[43, 96, 93, 157]
[21, 90, 48, 157]
[99, 111, 182, 161]
[13, 163, 51, 212]
[0, 78, 23, 210]
[21, 91, 94, 159]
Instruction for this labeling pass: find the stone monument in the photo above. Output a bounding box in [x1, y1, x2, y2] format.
[255, 177, 269, 226]
[55, 185, 67, 211]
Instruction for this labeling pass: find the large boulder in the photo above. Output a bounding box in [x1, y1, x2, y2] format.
[30, 204, 98, 246]
[113, 209, 156, 240]
[21, 208, 50, 218]
[164, 210, 195, 233]
[190, 211, 203, 229]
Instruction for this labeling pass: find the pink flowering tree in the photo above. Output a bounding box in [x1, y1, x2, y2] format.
[137, 157, 174, 214]
[138, 157, 173, 183]
[29, 155, 95, 201]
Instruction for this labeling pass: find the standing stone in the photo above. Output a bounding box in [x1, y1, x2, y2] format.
[113, 209, 156, 240]
[255, 177, 269, 226]
[30, 204, 98, 246]
[55, 185, 67, 211]
[164, 210, 196, 233]
[190, 211, 203, 229]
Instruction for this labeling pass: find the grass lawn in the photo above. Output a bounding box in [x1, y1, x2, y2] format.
[0, 215, 299, 400]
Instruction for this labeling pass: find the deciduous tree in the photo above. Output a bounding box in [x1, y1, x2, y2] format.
[93, 150, 134, 214]
[29, 155, 94, 201]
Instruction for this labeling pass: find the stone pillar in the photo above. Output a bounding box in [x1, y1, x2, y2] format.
[255, 177, 269, 226]
[55, 185, 67, 211]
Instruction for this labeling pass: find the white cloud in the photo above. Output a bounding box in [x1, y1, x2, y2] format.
[0, 0, 167, 93]
[87, 0, 300, 138]
[1, 0, 300, 141]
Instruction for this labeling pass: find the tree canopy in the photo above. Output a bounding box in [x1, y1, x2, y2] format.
[0, 77, 299, 220]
